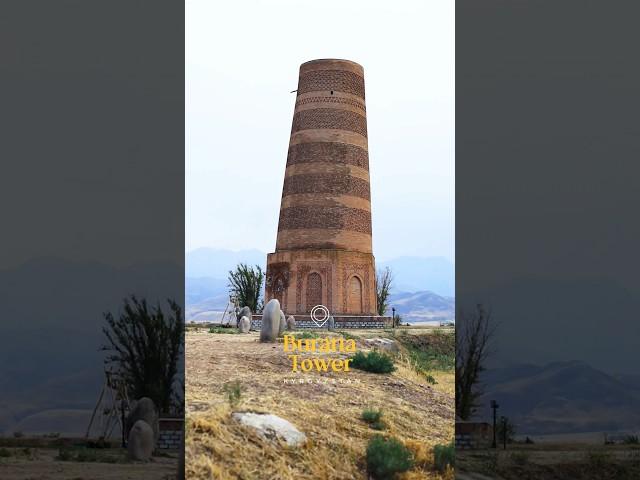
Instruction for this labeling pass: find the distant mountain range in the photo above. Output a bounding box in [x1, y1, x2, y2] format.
[388, 290, 454, 323]
[378, 256, 454, 297]
[0, 257, 182, 435]
[185, 248, 455, 323]
[478, 360, 640, 435]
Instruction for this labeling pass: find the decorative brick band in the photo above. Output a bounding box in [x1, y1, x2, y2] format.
[295, 96, 366, 113]
[287, 142, 369, 170]
[282, 173, 370, 201]
[297, 69, 365, 99]
[291, 109, 367, 138]
[278, 206, 372, 234]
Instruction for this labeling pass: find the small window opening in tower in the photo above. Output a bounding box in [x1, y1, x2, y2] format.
[330, 90, 334, 95]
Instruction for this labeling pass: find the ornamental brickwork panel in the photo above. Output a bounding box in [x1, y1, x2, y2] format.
[291, 108, 368, 138]
[297, 69, 365, 99]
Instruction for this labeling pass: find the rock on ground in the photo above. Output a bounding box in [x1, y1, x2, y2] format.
[232, 412, 307, 447]
[260, 299, 280, 342]
[238, 306, 252, 326]
[127, 419, 155, 461]
[364, 338, 399, 353]
[238, 315, 251, 333]
[126, 397, 159, 441]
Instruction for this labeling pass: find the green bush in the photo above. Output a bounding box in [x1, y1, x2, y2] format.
[361, 408, 383, 423]
[209, 326, 238, 334]
[56, 448, 74, 461]
[433, 441, 455, 472]
[336, 330, 358, 341]
[222, 380, 243, 408]
[351, 351, 395, 374]
[361, 409, 386, 430]
[56, 448, 119, 463]
[510, 451, 529, 466]
[0, 448, 11, 457]
[624, 435, 639, 445]
[366, 435, 414, 479]
[371, 421, 386, 431]
[586, 450, 613, 469]
[293, 331, 320, 339]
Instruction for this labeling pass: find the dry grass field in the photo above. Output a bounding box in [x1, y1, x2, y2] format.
[0, 444, 178, 479]
[457, 444, 640, 480]
[185, 327, 455, 479]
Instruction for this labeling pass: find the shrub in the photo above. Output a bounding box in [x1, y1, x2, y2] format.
[209, 326, 238, 334]
[510, 451, 529, 466]
[624, 435, 639, 445]
[351, 351, 395, 374]
[404, 440, 430, 467]
[370, 421, 386, 431]
[0, 448, 11, 457]
[586, 450, 613, 469]
[420, 371, 438, 385]
[366, 435, 414, 479]
[361, 408, 383, 424]
[361, 408, 386, 430]
[433, 441, 455, 472]
[222, 380, 243, 408]
[336, 330, 358, 341]
[294, 331, 320, 339]
[56, 448, 74, 461]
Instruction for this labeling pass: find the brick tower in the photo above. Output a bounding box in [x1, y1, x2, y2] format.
[265, 59, 378, 319]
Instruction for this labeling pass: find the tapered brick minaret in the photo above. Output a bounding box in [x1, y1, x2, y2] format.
[266, 59, 378, 318]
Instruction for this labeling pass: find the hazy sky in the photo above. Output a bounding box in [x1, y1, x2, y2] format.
[186, 0, 454, 263]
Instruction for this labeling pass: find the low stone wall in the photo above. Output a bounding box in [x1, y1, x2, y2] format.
[157, 417, 183, 450]
[251, 314, 393, 330]
[455, 422, 492, 449]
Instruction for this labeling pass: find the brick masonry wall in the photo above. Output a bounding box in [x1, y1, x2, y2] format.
[286, 142, 369, 170]
[282, 173, 370, 200]
[157, 418, 183, 450]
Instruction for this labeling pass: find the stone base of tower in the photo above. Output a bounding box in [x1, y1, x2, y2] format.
[250, 314, 393, 330]
[265, 249, 378, 317]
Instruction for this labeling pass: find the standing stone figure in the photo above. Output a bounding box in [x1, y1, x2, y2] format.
[260, 299, 280, 342]
[128, 419, 154, 461]
[126, 397, 159, 442]
[278, 310, 286, 336]
[238, 306, 252, 328]
[238, 315, 251, 333]
[327, 315, 335, 330]
[286, 315, 296, 330]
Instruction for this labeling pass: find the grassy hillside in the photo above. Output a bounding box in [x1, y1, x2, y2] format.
[185, 327, 455, 479]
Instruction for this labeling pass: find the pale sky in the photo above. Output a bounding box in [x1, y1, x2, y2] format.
[186, 0, 454, 263]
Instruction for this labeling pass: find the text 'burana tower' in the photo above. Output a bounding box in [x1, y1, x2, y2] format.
[265, 59, 378, 319]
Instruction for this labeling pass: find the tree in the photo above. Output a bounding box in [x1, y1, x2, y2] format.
[376, 267, 393, 316]
[228, 263, 264, 312]
[455, 304, 496, 420]
[102, 296, 183, 415]
[496, 417, 517, 444]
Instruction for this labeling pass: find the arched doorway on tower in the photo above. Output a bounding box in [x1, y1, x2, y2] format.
[347, 275, 363, 314]
[305, 272, 323, 311]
